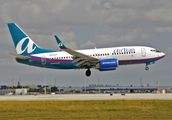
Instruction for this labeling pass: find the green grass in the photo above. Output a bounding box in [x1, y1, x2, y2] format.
[0, 100, 172, 120]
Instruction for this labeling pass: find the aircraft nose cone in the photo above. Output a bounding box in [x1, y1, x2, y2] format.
[161, 52, 165, 58]
[158, 52, 165, 58]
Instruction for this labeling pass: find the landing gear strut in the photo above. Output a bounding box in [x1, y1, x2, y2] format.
[86, 69, 91, 77]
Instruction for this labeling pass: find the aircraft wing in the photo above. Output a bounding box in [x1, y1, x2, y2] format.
[54, 35, 99, 67]
[7, 53, 30, 60]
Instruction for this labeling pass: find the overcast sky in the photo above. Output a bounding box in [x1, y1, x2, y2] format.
[0, 0, 172, 87]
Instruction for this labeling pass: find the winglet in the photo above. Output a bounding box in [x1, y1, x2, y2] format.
[54, 35, 67, 49]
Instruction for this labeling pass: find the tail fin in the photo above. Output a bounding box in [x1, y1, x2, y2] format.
[7, 23, 55, 55]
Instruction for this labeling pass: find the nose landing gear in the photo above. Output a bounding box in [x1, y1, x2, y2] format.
[145, 66, 149, 71]
[86, 69, 91, 77]
[145, 63, 149, 71]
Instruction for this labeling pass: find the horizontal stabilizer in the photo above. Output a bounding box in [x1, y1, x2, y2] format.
[7, 53, 30, 60]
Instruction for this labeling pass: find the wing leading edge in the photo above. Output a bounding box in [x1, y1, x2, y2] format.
[54, 35, 99, 67]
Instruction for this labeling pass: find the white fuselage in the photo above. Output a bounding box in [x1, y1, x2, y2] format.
[32, 46, 164, 61]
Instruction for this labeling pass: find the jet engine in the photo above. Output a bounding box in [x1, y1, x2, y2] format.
[96, 58, 118, 71]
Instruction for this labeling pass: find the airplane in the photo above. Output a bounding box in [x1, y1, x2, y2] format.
[7, 23, 165, 77]
[7, 92, 13, 96]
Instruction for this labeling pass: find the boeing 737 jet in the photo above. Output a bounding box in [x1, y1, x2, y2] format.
[7, 23, 165, 77]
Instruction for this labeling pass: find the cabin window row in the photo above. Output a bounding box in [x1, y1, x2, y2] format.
[92, 53, 109, 57]
[112, 51, 135, 55]
[50, 56, 72, 60]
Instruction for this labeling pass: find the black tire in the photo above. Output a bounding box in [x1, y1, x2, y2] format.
[145, 67, 149, 71]
[86, 69, 91, 77]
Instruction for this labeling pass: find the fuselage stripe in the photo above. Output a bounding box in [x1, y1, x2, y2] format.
[119, 55, 165, 63]
[27, 55, 165, 64]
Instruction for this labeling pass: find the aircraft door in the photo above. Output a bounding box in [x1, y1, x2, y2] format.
[41, 56, 46, 65]
[141, 48, 146, 57]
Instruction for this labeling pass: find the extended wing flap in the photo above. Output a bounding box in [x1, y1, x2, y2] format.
[7, 53, 30, 60]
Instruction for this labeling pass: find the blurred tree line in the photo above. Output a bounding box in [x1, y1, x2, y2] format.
[28, 86, 59, 92]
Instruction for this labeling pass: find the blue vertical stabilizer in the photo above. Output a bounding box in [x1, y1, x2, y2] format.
[7, 23, 55, 55]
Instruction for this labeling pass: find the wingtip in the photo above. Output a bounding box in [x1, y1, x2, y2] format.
[54, 35, 59, 40]
[7, 23, 16, 26]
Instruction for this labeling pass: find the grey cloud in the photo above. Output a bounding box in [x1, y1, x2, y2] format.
[79, 41, 96, 49]
[155, 27, 172, 33]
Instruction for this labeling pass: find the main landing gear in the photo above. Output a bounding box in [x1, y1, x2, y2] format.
[86, 68, 91, 77]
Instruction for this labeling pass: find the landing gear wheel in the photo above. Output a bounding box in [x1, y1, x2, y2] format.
[86, 69, 91, 77]
[145, 66, 149, 71]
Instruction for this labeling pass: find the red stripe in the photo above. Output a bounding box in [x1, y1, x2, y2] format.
[119, 55, 165, 63]
[28, 55, 165, 64]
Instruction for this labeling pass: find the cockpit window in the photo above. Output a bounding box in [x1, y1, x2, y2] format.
[150, 49, 156, 52]
[155, 50, 161, 53]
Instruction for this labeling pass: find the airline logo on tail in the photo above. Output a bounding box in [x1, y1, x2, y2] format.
[8, 23, 56, 55]
[16, 37, 36, 54]
[58, 42, 63, 47]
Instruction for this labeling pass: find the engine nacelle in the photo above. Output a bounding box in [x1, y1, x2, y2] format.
[96, 59, 118, 71]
